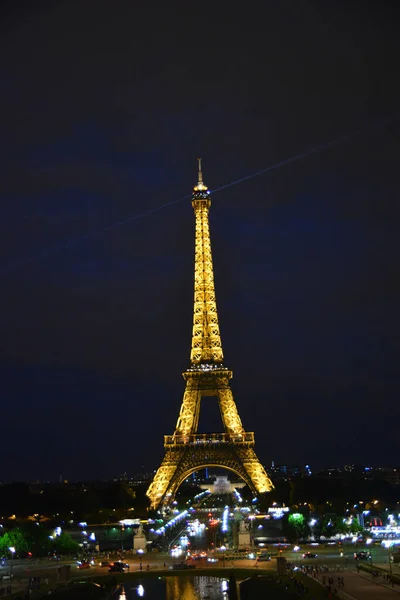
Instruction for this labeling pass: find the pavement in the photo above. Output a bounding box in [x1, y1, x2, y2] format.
[307, 567, 400, 600]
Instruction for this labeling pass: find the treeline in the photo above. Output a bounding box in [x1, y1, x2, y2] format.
[0, 523, 79, 557]
[0, 482, 148, 522]
[286, 474, 399, 510]
[240, 475, 399, 513]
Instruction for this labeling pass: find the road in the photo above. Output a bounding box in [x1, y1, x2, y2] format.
[3, 550, 400, 600]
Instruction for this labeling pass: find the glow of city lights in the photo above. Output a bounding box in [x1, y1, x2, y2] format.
[187, 520, 206, 536]
[194, 490, 211, 501]
[233, 489, 243, 503]
[120, 519, 141, 525]
[222, 508, 229, 533]
[154, 510, 188, 534]
[268, 507, 289, 519]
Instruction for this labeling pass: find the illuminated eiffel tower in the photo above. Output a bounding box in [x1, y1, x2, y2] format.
[146, 160, 274, 509]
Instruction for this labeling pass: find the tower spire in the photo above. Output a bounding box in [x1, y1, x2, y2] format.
[197, 157, 203, 185]
[190, 158, 222, 364]
[194, 157, 208, 192]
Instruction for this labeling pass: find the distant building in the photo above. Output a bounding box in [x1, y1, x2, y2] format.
[200, 475, 245, 494]
[267, 463, 311, 479]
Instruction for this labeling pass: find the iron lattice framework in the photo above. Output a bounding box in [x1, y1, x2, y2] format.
[146, 160, 274, 509]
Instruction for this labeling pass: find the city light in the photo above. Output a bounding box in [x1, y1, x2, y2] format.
[154, 510, 188, 534]
[187, 520, 205, 536]
[233, 489, 243, 503]
[221, 507, 229, 533]
[194, 490, 211, 501]
[119, 519, 141, 526]
[268, 507, 289, 519]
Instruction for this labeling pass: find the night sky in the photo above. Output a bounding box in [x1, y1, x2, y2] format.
[1, 1, 399, 482]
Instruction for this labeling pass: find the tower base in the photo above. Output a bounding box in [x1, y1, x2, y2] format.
[146, 433, 273, 510]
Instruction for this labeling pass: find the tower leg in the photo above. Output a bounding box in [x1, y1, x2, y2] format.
[146, 450, 182, 510]
[175, 386, 200, 437]
[218, 387, 245, 436]
[238, 447, 274, 494]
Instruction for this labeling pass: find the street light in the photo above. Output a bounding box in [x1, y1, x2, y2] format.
[388, 544, 394, 589]
[8, 547, 16, 590]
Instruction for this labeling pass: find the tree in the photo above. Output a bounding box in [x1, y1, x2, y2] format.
[19, 523, 51, 556]
[350, 520, 364, 535]
[283, 513, 310, 543]
[53, 532, 79, 555]
[0, 529, 29, 556]
[320, 516, 337, 538]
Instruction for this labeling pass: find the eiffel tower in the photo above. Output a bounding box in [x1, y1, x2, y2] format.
[146, 160, 274, 510]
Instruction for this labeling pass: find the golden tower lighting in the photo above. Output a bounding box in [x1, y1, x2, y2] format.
[146, 159, 274, 509]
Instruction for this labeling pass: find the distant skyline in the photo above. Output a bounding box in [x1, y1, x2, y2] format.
[1, 1, 399, 481]
[2, 462, 399, 486]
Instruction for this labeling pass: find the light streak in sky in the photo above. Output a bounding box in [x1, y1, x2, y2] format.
[1, 112, 398, 275]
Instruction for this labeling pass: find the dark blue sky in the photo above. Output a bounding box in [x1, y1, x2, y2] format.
[0, 1, 399, 481]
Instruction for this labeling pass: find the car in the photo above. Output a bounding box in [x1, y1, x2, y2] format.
[257, 555, 271, 562]
[77, 561, 91, 569]
[99, 561, 111, 567]
[109, 563, 126, 573]
[302, 552, 318, 559]
[354, 552, 371, 560]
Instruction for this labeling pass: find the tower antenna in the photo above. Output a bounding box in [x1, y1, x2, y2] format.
[197, 157, 203, 185]
[194, 157, 207, 191]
